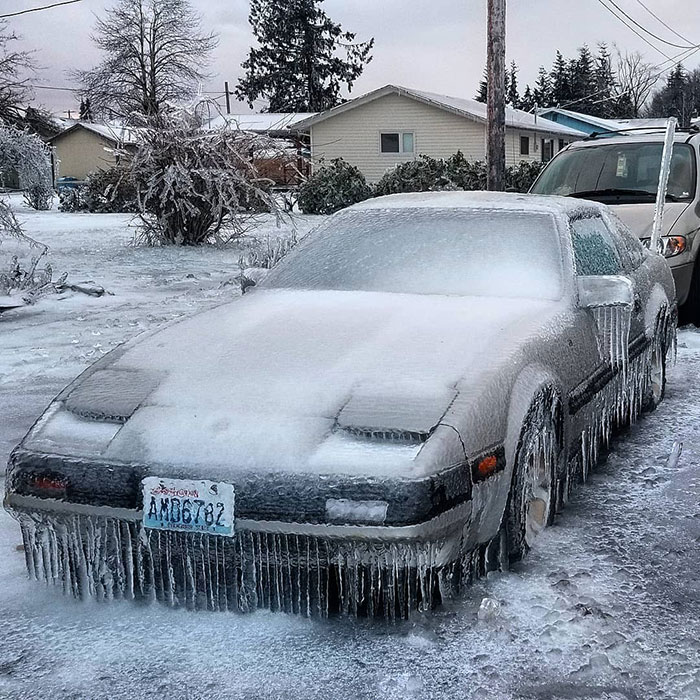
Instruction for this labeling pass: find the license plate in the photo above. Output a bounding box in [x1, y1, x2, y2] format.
[141, 477, 235, 537]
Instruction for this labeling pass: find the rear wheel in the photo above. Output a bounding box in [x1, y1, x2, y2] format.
[504, 396, 559, 563]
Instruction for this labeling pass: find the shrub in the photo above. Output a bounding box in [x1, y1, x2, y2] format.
[373, 155, 454, 197]
[444, 152, 487, 191]
[506, 160, 545, 193]
[57, 186, 88, 213]
[130, 107, 279, 246]
[298, 158, 371, 215]
[83, 167, 139, 213]
[0, 124, 53, 210]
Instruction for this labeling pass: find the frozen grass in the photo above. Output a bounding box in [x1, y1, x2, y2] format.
[1, 199, 700, 699]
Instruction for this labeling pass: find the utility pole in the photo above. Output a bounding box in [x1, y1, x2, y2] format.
[486, 0, 506, 191]
[224, 81, 231, 115]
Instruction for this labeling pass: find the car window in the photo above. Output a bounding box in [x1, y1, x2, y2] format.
[570, 216, 622, 275]
[265, 208, 564, 300]
[607, 213, 645, 270]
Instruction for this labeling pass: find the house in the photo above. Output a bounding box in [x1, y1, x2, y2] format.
[48, 122, 139, 184]
[538, 107, 681, 136]
[292, 85, 586, 183]
[205, 112, 316, 187]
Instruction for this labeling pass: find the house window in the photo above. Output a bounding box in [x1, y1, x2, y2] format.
[541, 138, 554, 162]
[520, 136, 530, 156]
[558, 139, 567, 152]
[381, 132, 414, 154]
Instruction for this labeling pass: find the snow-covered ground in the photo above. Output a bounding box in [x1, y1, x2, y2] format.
[1, 199, 700, 700]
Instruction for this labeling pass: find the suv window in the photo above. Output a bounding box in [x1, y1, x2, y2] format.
[570, 216, 622, 275]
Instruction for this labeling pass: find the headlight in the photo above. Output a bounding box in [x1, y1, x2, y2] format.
[643, 235, 687, 258]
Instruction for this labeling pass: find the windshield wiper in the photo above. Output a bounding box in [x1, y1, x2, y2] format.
[568, 188, 656, 199]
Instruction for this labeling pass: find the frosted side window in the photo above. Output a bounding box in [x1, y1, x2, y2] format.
[570, 217, 622, 276]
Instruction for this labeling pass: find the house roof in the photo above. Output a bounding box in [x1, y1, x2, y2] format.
[49, 121, 141, 145]
[204, 112, 316, 134]
[538, 108, 679, 134]
[293, 85, 587, 138]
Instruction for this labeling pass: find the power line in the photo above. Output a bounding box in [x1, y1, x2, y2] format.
[595, 0, 673, 60]
[632, 0, 695, 46]
[602, 0, 698, 48]
[596, 0, 698, 52]
[0, 0, 82, 19]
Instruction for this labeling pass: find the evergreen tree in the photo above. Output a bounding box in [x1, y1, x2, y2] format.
[520, 84, 535, 112]
[475, 67, 488, 103]
[647, 64, 694, 127]
[591, 43, 617, 118]
[533, 66, 552, 108]
[506, 61, 520, 108]
[236, 0, 374, 112]
[79, 97, 94, 121]
[569, 46, 595, 110]
[550, 52, 570, 106]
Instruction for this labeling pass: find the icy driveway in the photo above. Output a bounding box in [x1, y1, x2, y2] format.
[1, 204, 700, 699]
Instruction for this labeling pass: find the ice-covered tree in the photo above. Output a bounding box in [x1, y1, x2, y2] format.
[77, 0, 217, 118]
[0, 20, 35, 125]
[0, 123, 53, 210]
[79, 97, 94, 121]
[236, 0, 374, 112]
[506, 61, 520, 108]
[130, 106, 282, 245]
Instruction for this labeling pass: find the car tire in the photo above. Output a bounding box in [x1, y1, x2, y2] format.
[504, 395, 560, 564]
[681, 261, 700, 327]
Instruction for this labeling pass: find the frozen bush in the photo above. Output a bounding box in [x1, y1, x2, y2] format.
[0, 123, 53, 210]
[83, 167, 138, 213]
[444, 152, 487, 191]
[131, 107, 279, 246]
[374, 155, 454, 196]
[58, 186, 88, 213]
[506, 160, 545, 193]
[0, 198, 54, 300]
[298, 158, 371, 215]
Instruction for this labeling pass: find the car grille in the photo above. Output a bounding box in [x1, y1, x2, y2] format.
[16, 512, 468, 618]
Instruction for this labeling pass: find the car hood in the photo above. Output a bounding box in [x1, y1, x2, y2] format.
[30, 289, 560, 478]
[611, 201, 691, 238]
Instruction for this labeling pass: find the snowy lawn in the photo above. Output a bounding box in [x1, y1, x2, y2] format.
[1, 199, 700, 699]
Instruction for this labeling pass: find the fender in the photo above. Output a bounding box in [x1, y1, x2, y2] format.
[468, 363, 564, 548]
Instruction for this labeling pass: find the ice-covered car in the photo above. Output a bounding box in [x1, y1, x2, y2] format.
[5, 192, 676, 618]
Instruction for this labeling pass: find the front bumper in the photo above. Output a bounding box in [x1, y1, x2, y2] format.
[4, 446, 496, 616]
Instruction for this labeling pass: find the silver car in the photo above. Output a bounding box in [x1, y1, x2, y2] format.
[4, 192, 676, 617]
[531, 129, 700, 322]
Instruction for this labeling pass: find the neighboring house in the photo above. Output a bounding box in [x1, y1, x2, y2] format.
[205, 112, 316, 187]
[293, 85, 586, 183]
[538, 108, 682, 135]
[48, 122, 139, 183]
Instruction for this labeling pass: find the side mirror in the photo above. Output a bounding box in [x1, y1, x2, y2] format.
[577, 275, 634, 309]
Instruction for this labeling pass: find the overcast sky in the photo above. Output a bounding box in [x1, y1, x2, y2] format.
[7, 0, 700, 117]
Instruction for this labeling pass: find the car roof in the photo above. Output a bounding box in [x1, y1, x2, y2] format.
[348, 190, 607, 217]
[567, 130, 700, 149]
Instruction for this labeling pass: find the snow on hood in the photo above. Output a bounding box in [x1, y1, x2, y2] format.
[41, 290, 560, 478]
[611, 201, 692, 238]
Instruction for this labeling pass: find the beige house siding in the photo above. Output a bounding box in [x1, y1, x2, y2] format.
[53, 128, 119, 181]
[310, 94, 573, 181]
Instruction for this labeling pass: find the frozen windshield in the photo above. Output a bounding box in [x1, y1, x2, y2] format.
[531, 142, 696, 203]
[264, 208, 563, 300]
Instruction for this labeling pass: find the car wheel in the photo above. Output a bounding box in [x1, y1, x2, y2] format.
[504, 397, 559, 564]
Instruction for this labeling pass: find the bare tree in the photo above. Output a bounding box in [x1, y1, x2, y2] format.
[77, 0, 217, 119]
[615, 49, 658, 118]
[0, 20, 36, 124]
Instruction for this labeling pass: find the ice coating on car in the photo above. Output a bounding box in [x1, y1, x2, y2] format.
[5, 190, 678, 620]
